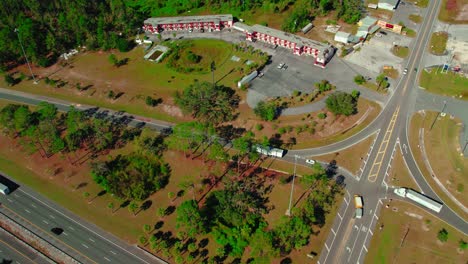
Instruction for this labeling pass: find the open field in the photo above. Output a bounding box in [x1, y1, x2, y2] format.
[365, 200, 467, 264]
[419, 69, 468, 99]
[0, 131, 342, 263]
[439, 0, 468, 24]
[2, 39, 267, 123]
[409, 112, 468, 220]
[429, 31, 449, 55]
[312, 134, 376, 175]
[387, 145, 421, 191]
[418, 112, 467, 207]
[361, 81, 388, 94]
[391, 45, 409, 58]
[383, 68, 399, 79]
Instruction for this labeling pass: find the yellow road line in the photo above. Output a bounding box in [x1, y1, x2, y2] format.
[0, 236, 36, 262]
[368, 107, 400, 182]
[2, 206, 97, 264]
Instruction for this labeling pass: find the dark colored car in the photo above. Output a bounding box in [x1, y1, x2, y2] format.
[379, 31, 387, 35]
[51, 227, 64, 235]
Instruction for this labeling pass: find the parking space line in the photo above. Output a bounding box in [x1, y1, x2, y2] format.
[104, 257, 111, 262]
[89, 238, 95, 243]
[82, 243, 89, 249]
[42, 219, 49, 225]
[24, 209, 31, 214]
[110, 250, 117, 255]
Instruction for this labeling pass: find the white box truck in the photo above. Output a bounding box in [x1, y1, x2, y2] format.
[0, 183, 10, 195]
[354, 195, 363, 219]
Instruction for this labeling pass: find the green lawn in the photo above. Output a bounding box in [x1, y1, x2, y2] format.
[409, 14, 423, 23]
[361, 81, 388, 94]
[3, 39, 266, 123]
[391, 45, 409, 58]
[419, 69, 468, 99]
[403, 28, 416, 38]
[429, 32, 448, 55]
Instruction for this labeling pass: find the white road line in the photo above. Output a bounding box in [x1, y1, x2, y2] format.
[49, 214, 55, 219]
[110, 250, 117, 255]
[24, 209, 31, 213]
[17, 188, 153, 264]
[338, 213, 343, 220]
[374, 214, 379, 220]
[31, 204, 37, 208]
[89, 238, 95, 243]
[344, 198, 349, 205]
[331, 229, 336, 235]
[82, 243, 89, 249]
[348, 224, 363, 262]
[363, 245, 368, 252]
[325, 243, 330, 251]
[68, 226, 75, 231]
[378, 200, 383, 205]
[42, 220, 49, 225]
[369, 230, 373, 236]
[63, 232, 69, 236]
[13, 193, 19, 197]
[7, 198, 13, 203]
[104, 257, 111, 262]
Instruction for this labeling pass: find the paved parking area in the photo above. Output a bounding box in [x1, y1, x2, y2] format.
[147, 29, 386, 109]
[391, 1, 424, 31]
[344, 32, 412, 75]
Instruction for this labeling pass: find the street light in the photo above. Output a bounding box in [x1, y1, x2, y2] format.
[14, 28, 38, 84]
[286, 155, 299, 216]
[429, 100, 447, 131]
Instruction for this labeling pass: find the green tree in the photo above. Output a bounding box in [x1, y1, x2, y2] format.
[108, 54, 118, 66]
[175, 81, 238, 124]
[459, 239, 467, 250]
[138, 235, 148, 245]
[13, 105, 33, 135]
[254, 101, 277, 121]
[249, 225, 279, 262]
[4, 74, 15, 86]
[376, 74, 387, 89]
[274, 216, 312, 253]
[107, 202, 114, 213]
[325, 91, 358, 116]
[37, 102, 57, 121]
[129, 201, 139, 216]
[351, 90, 360, 99]
[0, 104, 20, 135]
[176, 199, 205, 238]
[437, 228, 449, 242]
[354, 75, 366, 85]
[143, 224, 151, 234]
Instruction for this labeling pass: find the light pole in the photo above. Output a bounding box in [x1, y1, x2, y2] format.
[286, 155, 299, 216]
[14, 28, 38, 84]
[429, 100, 447, 131]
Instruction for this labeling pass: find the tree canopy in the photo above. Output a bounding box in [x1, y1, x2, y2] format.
[175, 81, 239, 124]
[325, 91, 358, 116]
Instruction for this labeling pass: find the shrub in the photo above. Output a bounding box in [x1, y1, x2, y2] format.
[187, 51, 201, 63]
[292, 90, 301, 97]
[437, 228, 449, 242]
[278, 127, 287, 134]
[108, 54, 118, 66]
[325, 91, 357, 116]
[4, 75, 15, 86]
[117, 38, 131, 52]
[457, 183, 464, 192]
[459, 239, 467, 250]
[354, 75, 366, 85]
[351, 90, 360, 99]
[318, 112, 327, 119]
[315, 80, 333, 93]
[254, 101, 278, 121]
[255, 124, 264, 131]
[146, 96, 160, 107]
[107, 90, 115, 99]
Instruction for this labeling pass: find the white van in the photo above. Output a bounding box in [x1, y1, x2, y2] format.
[0, 183, 10, 195]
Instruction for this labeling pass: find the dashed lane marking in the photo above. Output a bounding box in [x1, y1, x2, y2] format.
[82, 243, 89, 249]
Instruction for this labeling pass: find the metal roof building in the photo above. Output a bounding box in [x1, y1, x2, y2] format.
[378, 0, 400, 10]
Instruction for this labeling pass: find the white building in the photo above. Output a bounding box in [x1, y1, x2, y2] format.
[334, 31, 351, 44]
[378, 0, 400, 11]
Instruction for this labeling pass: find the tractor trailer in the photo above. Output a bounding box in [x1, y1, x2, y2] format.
[354, 195, 363, 219]
[394, 188, 443, 213]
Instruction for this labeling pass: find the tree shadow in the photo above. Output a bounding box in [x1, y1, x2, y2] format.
[154, 221, 164, 230]
[198, 238, 209, 248]
[140, 200, 153, 211]
[280, 257, 292, 264]
[166, 205, 176, 216]
[74, 182, 87, 191]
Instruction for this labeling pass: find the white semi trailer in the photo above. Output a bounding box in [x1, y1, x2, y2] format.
[394, 188, 443, 213]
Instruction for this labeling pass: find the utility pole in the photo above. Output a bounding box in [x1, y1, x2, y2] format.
[286, 155, 299, 216]
[429, 100, 447, 131]
[14, 28, 38, 84]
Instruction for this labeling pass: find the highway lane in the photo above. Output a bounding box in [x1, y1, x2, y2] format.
[0, 173, 166, 264]
[0, 228, 49, 264]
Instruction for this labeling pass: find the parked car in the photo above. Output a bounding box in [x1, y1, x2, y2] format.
[277, 62, 285, 69]
[403, 68, 408, 75]
[379, 31, 387, 35]
[305, 159, 316, 165]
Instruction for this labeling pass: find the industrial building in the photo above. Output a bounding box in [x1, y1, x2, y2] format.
[378, 0, 400, 11]
[233, 22, 334, 68]
[143, 14, 233, 34]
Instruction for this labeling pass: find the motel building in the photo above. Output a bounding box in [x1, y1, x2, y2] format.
[233, 22, 334, 68]
[143, 14, 233, 34]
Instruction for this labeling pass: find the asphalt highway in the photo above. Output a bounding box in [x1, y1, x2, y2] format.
[0, 173, 166, 264]
[0, 227, 50, 264]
